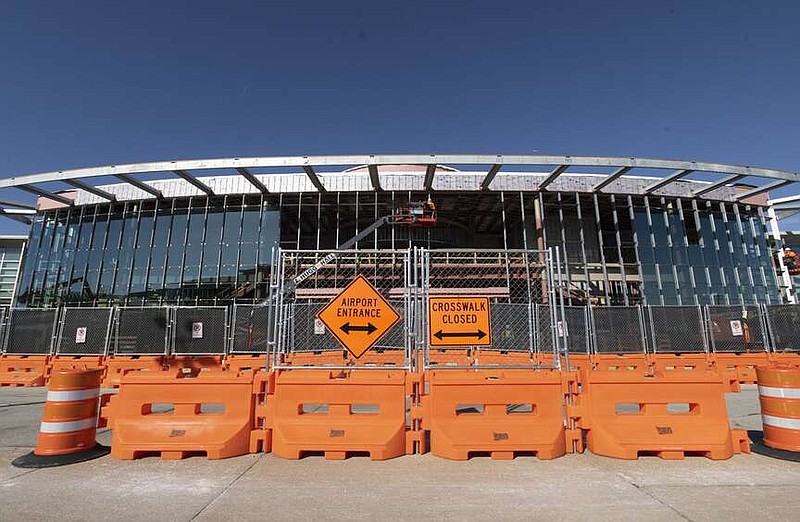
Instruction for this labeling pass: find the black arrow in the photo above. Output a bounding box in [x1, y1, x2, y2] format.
[434, 329, 487, 340]
[340, 322, 378, 335]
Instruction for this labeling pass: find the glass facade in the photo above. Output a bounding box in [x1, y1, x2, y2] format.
[16, 191, 781, 307]
[18, 195, 279, 307]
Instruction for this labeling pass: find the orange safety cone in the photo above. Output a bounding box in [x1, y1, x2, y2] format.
[12, 367, 110, 468]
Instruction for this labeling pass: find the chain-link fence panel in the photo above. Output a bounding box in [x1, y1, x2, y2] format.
[287, 300, 406, 353]
[173, 307, 228, 355]
[3, 308, 58, 355]
[536, 305, 590, 354]
[490, 303, 535, 352]
[706, 305, 767, 353]
[764, 304, 800, 353]
[647, 306, 707, 353]
[56, 307, 113, 355]
[420, 250, 554, 368]
[591, 306, 647, 354]
[275, 250, 413, 368]
[114, 308, 170, 355]
[230, 304, 272, 354]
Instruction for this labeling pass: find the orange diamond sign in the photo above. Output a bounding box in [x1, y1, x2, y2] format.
[316, 275, 401, 359]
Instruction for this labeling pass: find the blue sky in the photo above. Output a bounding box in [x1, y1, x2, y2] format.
[1, 1, 799, 234]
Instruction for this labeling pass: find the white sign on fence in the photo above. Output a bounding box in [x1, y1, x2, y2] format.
[192, 322, 204, 339]
[314, 318, 325, 335]
[730, 320, 743, 337]
[75, 327, 87, 344]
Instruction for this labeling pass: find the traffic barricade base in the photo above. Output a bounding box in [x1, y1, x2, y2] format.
[102, 356, 166, 387]
[104, 370, 256, 460]
[576, 367, 750, 460]
[164, 356, 225, 373]
[269, 369, 408, 461]
[713, 353, 769, 384]
[423, 369, 567, 460]
[0, 356, 49, 387]
[49, 356, 105, 381]
[225, 354, 267, 374]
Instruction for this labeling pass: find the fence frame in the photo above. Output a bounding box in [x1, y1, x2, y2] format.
[271, 248, 416, 370]
[55, 306, 115, 356]
[2, 307, 59, 355]
[171, 305, 230, 356]
[420, 248, 562, 370]
[113, 306, 171, 356]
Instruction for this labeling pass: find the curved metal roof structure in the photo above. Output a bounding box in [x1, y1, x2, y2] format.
[1, 154, 797, 224]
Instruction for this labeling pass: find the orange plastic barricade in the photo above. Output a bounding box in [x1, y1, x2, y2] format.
[756, 364, 800, 452]
[269, 369, 408, 460]
[423, 369, 567, 460]
[102, 356, 165, 387]
[591, 353, 649, 372]
[164, 355, 225, 373]
[225, 354, 267, 374]
[651, 353, 711, 373]
[575, 367, 749, 460]
[103, 370, 256, 460]
[0, 355, 49, 387]
[12, 368, 109, 467]
[49, 356, 105, 380]
[714, 353, 769, 384]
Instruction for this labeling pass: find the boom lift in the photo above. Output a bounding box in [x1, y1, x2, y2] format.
[289, 198, 437, 289]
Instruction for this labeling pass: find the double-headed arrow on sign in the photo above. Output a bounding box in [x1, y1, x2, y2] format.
[433, 329, 487, 341]
[340, 322, 378, 335]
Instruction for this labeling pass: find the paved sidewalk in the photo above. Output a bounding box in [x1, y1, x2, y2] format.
[0, 385, 797, 521]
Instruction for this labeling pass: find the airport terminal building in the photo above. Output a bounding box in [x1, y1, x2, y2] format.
[2, 155, 798, 310]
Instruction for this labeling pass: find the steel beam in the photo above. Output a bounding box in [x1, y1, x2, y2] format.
[644, 169, 694, 194]
[735, 179, 794, 201]
[173, 170, 214, 196]
[16, 184, 73, 206]
[0, 208, 35, 225]
[0, 199, 36, 210]
[538, 165, 569, 190]
[480, 164, 502, 191]
[2, 154, 799, 189]
[368, 163, 382, 191]
[692, 174, 746, 197]
[424, 164, 437, 192]
[235, 167, 268, 194]
[114, 174, 163, 199]
[302, 166, 327, 192]
[65, 179, 116, 201]
[592, 166, 633, 192]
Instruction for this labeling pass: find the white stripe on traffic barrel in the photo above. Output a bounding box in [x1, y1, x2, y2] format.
[46, 389, 100, 402]
[761, 413, 800, 430]
[39, 418, 98, 434]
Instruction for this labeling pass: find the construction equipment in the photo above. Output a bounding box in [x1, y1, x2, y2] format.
[290, 199, 436, 289]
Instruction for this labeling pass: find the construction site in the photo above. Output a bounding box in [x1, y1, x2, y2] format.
[0, 154, 799, 520]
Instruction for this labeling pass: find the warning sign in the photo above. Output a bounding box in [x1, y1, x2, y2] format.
[428, 297, 492, 347]
[316, 275, 401, 359]
[75, 327, 87, 344]
[192, 322, 204, 339]
[730, 320, 743, 337]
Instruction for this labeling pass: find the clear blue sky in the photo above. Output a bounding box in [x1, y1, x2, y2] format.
[1, 1, 799, 234]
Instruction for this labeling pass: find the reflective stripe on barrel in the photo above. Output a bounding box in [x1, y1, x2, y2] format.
[756, 365, 800, 453]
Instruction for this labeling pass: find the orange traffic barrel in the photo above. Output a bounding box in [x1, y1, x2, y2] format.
[751, 364, 800, 461]
[13, 368, 110, 468]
